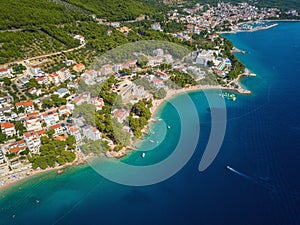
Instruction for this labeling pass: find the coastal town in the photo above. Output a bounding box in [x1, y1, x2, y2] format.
[0, 1, 299, 188]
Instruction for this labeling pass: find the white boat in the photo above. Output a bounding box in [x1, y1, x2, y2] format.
[167, 125, 171, 129]
[141, 153, 145, 158]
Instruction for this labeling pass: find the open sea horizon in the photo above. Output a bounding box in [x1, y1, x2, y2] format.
[0, 22, 300, 225]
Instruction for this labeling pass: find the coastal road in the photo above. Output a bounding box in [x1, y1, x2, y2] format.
[1, 42, 87, 68]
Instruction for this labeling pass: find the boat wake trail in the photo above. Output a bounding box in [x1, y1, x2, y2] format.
[226, 166, 300, 201]
[226, 166, 277, 192]
[227, 166, 257, 183]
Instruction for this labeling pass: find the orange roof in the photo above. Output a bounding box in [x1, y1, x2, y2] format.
[55, 136, 67, 141]
[1, 122, 14, 129]
[24, 131, 37, 138]
[73, 63, 85, 70]
[49, 73, 58, 78]
[69, 127, 79, 133]
[27, 111, 39, 117]
[0, 68, 9, 73]
[152, 78, 163, 83]
[50, 124, 61, 130]
[15, 101, 33, 107]
[10, 146, 26, 153]
[59, 105, 67, 110]
[114, 109, 126, 118]
[36, 129, 46, 136]
[9, 140, 26, 148]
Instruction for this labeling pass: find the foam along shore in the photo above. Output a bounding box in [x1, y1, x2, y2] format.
[0, 149, 88, 191]
[218, 23, 278, 34]
[0, 68, 254, 191]
[151, 71, 254, 115]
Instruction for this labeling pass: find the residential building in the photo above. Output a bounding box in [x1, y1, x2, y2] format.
[111, 22, 120, 27]
[54, 88, 70, 98]
[50, 124, 64, 137]
[9, 140, 27, 154]
[90, 97, 104, 111]
[23, 131, 41, 153]
[106, 29, 113, 35]
[151, 76, 164, 89]
[57, 67, 71, 82]
[82, 125, 101, 141]
[35, 77, 47, 85]
[28, 87, 42, 96]
[41, 109, 60, 127]
[0, 68, 11, 77]
[112, 109, 128, 124]
[151, 22, 162, 31]
[22, 113, 42, 131]
[48, 73, 60, 85]
[67, 125, 82, 142]
[15, 101, 35, 113]
[73, 63, 85, 73]
[58, 105, 71, 116]
[73, 35, 85, 44]
[30, 65, 41, 75]
[0, 122, 16, 136]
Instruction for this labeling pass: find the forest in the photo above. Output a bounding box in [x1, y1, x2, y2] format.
[63, 0, 157, 21]
[0, 0, 88, 30]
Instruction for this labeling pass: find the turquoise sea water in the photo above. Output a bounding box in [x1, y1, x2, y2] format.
[1, 22, 300, 225]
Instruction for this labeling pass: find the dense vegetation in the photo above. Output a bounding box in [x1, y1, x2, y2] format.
[129, 99, 152, 137]
[169, 70, 197, 87]
[29, 136, 76, 169]
[64, 0, 156, 21]
[0, 0, 87, 30]
[0, 29, 66, 64]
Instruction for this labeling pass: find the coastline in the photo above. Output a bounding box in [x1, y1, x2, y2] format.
[0, 71, 253, 192]
[150, 72, 254, 116]
[0, 149, 88, 191]
[218, 23, 278, 34]
[0, 23, 259, 192]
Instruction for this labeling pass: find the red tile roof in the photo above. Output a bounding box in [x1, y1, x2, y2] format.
[10, 146, 26, 153]
[50, 124, 61, 130]
[55, 136, 67, 141]
[36, 129, 46, 136]
[15, 101, 34, 107]
[1, 122, 14, 129]
[0, 68, 9, 73]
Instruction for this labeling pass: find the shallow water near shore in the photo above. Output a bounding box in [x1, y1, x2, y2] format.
[1, 22, 300, 225]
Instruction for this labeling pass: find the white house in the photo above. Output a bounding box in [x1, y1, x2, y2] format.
[54, 88, 70, 98]
[0, 122, 16, 136]
[0, 68, 11, 77]
[23, 131, 41, 153]
[57, 68, 71, 82]
[82, 125, 101, 141]
[15, 101, 35, 113]
[30, 65, 41, 75]
[41, 109, 60, 127]
[74, 35, 85, 44]
[67, 125, 82, 143]
[50, 123, 64, 137]
[48, 73, 60, 85]
[112, 109, 128, 124]
[151, 22, 162, 31]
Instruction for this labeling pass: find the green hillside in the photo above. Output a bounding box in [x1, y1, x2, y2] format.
[0, 0, 88, 30]
[64, 0, 157, 21]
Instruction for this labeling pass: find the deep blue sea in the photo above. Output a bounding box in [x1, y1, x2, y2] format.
[1, 22, 300, 225]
